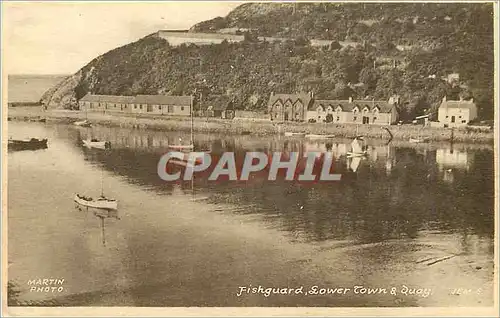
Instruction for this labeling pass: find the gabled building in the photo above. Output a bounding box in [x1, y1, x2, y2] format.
[306, 96, 400, 125]
[267, 92, 314, 122]
[438, 96, 477, 127]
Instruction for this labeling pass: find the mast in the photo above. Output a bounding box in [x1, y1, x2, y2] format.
[100, 168, 104, 197]
[190, 94, 194, 145]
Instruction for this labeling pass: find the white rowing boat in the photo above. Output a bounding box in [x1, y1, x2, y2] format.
[284, 132, 306, 137]
[346, 138, 368, 158]
[83, 139, 111, 149]
[74, 194, 118, 210]
[409, 137, 430, 143]
[74, 120, 92, 127]
[305, 134, 336, 139]
[168, 144, 194, 150]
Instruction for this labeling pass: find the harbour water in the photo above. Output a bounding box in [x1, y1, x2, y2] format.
[7, 121, 494, 307]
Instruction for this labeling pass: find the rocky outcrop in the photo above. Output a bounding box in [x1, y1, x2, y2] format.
[40, 71, 83, 108]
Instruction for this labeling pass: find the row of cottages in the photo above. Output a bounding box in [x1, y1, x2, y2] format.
[267, 93, 400, 125]
[78, 94, 192, 116]
[437, 96, 477, 127]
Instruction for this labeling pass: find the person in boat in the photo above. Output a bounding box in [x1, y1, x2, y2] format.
[91, 138, 99, 142]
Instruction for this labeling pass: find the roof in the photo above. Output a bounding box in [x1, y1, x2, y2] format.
[267, 93, 314, 111]
[135, 95, 191, 106]
[312, 99, 396, 113]
[440, 99, 476, 110]
[158, 30, 244, 41]
[79, 94, 135, 104]
[79, 93, 191, 106]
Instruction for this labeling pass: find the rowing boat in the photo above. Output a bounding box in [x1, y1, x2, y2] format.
[74, 194, 118, 210]
[74, 120, 92, 127]
[305, 134, 336, 139]
[284, 132, 306, 137]
[83, 139, 111, 149]
[8, 138, 48, 151]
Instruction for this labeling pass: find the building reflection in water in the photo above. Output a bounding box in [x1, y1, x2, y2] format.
[436, 147, 472, 184]
[72, 125, 493, 245]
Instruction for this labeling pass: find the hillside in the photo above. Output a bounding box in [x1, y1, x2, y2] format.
[41, 3, 494, 120]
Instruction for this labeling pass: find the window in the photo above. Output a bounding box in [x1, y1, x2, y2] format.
[159, 105, 162, 110]
[462, 120, 466, 123]
[140, 105, 143, 110]
[181, 106, 185, 111]
[353, 116, 357, 121]
[168, 105, 174, 113]
[134, 105, 137, 109]
[446, 116, 449, 118]
[373, 117, 377, 123]
[336, 116, 340, 121]
[459, 116, 462, 118]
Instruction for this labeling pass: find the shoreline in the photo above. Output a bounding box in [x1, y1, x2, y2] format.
[7, 107, 495, 144]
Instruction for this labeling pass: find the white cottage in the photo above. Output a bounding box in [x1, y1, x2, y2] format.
[438, 96, 477, 127]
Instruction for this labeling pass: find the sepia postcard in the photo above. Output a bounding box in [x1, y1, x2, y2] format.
[2, 1, 498, 317]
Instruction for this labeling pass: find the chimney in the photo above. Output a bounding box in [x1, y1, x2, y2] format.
[442, 96, 447, 102]
[348, 97, 353, 103]
[459, 96, 463, 101]
[271, 92, 274, 97]
[471, 98, 474, 103]
[310, 91, 314, 98]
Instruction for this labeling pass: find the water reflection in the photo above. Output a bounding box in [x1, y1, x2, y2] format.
[7, 122, 495, 307]
[59, 123, 495, 244]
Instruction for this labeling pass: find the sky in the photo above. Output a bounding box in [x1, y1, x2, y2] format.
[3, 1, 242, 75]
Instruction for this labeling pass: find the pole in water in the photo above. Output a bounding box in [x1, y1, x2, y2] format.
[100, 216, 106, 246]
[190, 95, 194, 145]
[101, 169, 104, 197]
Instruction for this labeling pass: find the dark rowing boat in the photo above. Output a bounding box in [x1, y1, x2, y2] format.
[8, 138, 48, 151]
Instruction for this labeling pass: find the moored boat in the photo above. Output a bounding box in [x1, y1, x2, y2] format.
[409, 137, 430, 143]
[74, 120, 92, 127]
[284, 132, 306, 137]
[305, 134, 336, 139]
[83, 139, 111, 149]
[74, 194, 118, 210]
[168, 144, 194, 151]
[346, 138, 368, 158]
[8, 138, 48, 151]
